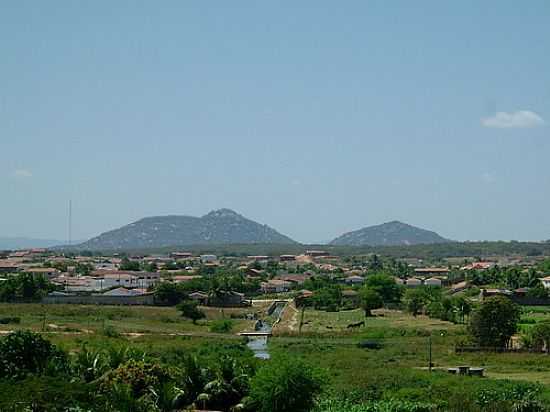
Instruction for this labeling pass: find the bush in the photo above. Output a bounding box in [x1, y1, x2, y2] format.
[209, 319, 235, 333]
[102, 325, 121, 338]
[249, 356, 324, 412]
[0, 330, 70, 380]
[0, 316, 20, 324]
[177, 300, 206, 324]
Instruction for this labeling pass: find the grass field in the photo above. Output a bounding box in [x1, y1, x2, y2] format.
[3, 302, 550, 408]
[0, 303, 266, 335]
[269, 304, 550, 403]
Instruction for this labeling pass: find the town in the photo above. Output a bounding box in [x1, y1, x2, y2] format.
[1, 244, 550, 411]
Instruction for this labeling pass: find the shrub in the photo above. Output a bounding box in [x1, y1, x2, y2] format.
[0, 316, 20, 324]
[0, 330, 70, 380]
[209, 319, 235, 333]
[102, 325, 121, 338]
[249, 356, 324, 412]
[469, 296, 521, 348]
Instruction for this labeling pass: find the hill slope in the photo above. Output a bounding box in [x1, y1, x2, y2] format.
[0, 237, 67, 250]
[330, 221, 450, 247]
[77, 209, 297, 250]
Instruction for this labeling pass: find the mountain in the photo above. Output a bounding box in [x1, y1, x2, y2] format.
[329, 221, 450, 247]
[0, 237, 67, 250]
[77, 209, 297, 250]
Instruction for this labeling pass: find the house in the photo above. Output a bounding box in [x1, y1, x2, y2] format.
[344, 275, 365, 285]
[102, 287, 146, 297]
[305, 250, 330, 257]
[188, 291, 209, 305]
[96, 272, 139, 288]
[92, 270, 159, 289]
[414, 267, 449, 277]
[274, 273, 309, 285]
[461, 262, 494, 271]
[0, 261, 19, 274]
[424, 277, 443, 287]
[540, 276, 550, 289]
[260, 279, 292, 293]
[170, 252, 193, 259]
[200, 255, 217, 264]
[25, 267, 60, 279]
[170, 275, 202, 283]
[405, 278, 422, 287]
[51, 275, 96, 292]
[248, 255, 269, 262]
[279, 255, 296, 262]
[480, 288, 513, 300]
[245, 268, 264, 278]
[208, 290, 248, 307]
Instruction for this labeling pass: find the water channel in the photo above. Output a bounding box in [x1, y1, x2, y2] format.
[246, 301, 286, 359]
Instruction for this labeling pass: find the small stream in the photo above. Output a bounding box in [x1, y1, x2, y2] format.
[246, 301, 286, 359]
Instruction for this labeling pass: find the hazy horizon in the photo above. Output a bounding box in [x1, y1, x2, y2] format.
[1, 2, 549, 244]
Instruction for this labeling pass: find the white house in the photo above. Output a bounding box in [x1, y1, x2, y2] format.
[345, 275, 365, 285]
[405, 278, 422, 287]
[200, 254, 217, 264]
[540, 276, 550, 289]
[424, 277, 443, 287]
[260, 279, 291, 293]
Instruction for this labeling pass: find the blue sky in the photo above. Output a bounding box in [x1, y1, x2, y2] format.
[1, 1, 549, 243]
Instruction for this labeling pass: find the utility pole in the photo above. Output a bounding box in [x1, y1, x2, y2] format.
[428, 334, 432, 372]
[68, 199, 72, 246]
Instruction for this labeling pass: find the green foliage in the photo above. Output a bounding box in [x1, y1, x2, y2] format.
[313, 397, 437, 412]
[0, 330, 70, 380]
[469, 296, 521, 348]
[119, 257, 141, 271]
[0, 316, 20, 324]
[528, 321, 550, 353]
[101, 359, 171, 398]
[249, 356, 324, 412]
[365, 274, 403, 304]
[359, 288, 383, 316]
[177, 299, 205, 324]
[154, 282, 187, 306]
[0, 273, 54, 302]
[209, 319, 235, 333]
[403, 289, 427, 317]
[312, 286, 343, 311]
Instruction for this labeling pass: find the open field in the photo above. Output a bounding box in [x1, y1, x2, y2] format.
[2, 302, 550, 408]
[0, 303, 267, 335]
[268, 305, 550, 404]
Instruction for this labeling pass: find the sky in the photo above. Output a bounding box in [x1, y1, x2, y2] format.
[1, 1, 549, 244]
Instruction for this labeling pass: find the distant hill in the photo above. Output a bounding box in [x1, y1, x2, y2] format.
[330, 221, 450, 247]
[0, 237, 67, 250]
[76, 209, 297, 250]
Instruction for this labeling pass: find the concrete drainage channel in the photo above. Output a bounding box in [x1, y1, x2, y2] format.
[245, 301, 287, 359]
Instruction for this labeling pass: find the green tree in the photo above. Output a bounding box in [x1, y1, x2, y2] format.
[403, 288, 426, 317]
[359, 288, 383, 317]
[249, 356, 324, 412]
[119, 257, 141, 271]
[154, 282, 186, 306]
[177, 300, 205, 324]
[365, 274, 402, 304]
[0, 330, 69, 380]
[531, 321, 550, 354]
[468, 296, 521, 348]
[452, 295, 472, 323]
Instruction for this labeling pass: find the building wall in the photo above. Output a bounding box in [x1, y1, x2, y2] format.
[42, 293, 155, 305]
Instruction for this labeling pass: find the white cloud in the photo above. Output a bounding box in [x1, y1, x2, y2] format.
[481, 110, 544, 129]
[13, 169, 32, 178]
